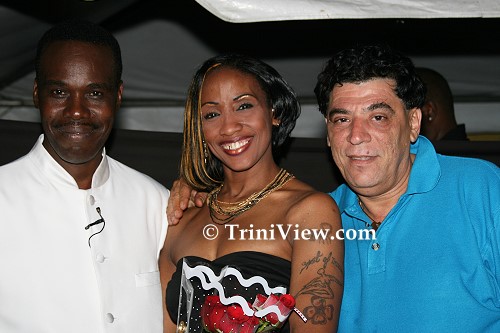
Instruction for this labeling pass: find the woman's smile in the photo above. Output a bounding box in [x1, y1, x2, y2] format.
[220, 137, 252, 155]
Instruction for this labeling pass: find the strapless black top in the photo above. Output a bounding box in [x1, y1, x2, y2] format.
[166, 251, 291, 333]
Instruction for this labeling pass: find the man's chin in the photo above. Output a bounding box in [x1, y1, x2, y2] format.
[59, 149, 102, 165]
[345, 176, 381, 193]
[48, 143, 103, 165]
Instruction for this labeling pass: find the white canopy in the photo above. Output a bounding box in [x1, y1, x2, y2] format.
[195, 0, 500, 22]
[1, 1, 499, 138]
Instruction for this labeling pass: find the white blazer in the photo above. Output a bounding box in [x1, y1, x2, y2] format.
[0, 135, 169, 332]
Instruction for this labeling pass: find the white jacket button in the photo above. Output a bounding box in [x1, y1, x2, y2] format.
[96, 253, 105, 263]
[105, 313, 114, 323]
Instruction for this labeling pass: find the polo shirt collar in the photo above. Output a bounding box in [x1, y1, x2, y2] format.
[406, 135, 440, 195]
[335, 135, 441, 214]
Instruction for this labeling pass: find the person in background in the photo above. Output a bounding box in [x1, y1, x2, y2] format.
[416, 67, 468, 140]
[168, 44, 500, 332]
[0, 19, 169, 332]
[160, 54, 343, 333]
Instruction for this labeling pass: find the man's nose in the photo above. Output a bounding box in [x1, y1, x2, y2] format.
[64, 93, 90, 119]
[347, 117, 371, 144]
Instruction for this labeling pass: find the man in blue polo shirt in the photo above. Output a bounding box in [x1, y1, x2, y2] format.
[168, 45, 500, 332]
[314, 44, 500, 332]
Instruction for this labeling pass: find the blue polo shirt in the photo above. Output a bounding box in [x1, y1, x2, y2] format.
[331, 136, 500, 332]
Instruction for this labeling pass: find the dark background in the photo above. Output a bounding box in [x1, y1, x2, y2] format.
[2, 119, 499, 191]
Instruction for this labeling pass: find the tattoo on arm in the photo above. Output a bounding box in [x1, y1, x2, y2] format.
[295, 251, 343, 325]
[300, 251, 322, 274]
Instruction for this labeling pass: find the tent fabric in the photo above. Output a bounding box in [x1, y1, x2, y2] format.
[195, 0, 500, 22]
[0, 2, 499, 138]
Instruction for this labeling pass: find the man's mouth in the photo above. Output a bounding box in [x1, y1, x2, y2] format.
[56, 122, 96, 136]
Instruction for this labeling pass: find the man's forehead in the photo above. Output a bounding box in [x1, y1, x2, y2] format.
[329, 79, 399, 107]
[42, 40, 111, 57]
[38, 41, 117, 82]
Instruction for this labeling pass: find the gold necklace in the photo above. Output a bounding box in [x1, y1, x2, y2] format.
[358, 198, 382, 231]
[207, 168, 294, 224]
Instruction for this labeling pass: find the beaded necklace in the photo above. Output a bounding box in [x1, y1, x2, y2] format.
[207, 168, 294, 224]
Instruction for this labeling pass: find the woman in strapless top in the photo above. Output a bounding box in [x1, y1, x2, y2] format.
[159, 54, 343, 333]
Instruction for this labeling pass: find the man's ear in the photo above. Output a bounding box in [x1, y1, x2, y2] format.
[409, 107, 422, 143]
[325, 117, 331, 147]
[116, 80, 124, 109]
[33, 79, 39, 109]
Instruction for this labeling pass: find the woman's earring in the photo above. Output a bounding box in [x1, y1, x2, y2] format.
[203, 141, 208, 164]
[271, 108, 280, 127]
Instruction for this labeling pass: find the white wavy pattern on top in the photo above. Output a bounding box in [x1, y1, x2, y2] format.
[182, 260, 289, 320]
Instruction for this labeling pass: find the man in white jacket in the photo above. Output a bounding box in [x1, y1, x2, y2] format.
[0, 19, 169, 332]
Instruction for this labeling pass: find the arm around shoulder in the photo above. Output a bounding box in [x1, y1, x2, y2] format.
[167, 178, 207, 225]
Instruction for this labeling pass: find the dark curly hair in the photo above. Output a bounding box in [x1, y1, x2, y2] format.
[314, 44, 426, 116]
[181, 54, 301, 191]
[35, 19, 122, 87]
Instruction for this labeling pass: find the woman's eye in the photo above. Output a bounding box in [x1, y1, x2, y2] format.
[237, 103, 252, 111]
[203, 112, 219, 120]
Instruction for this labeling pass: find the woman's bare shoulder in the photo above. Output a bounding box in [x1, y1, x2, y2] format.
[283, 177, 336, 205]
[166, 205, 205, 238]
[281, 178, 340, 226]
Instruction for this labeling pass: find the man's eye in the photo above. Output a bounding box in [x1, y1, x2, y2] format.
[329, 116, 348, 124]
[373, 115, 386, 121]
[51, 89, 65, 96]
[89, 91, 103, 97]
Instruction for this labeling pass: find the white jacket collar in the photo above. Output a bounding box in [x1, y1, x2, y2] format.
[30, 134, 110, 189]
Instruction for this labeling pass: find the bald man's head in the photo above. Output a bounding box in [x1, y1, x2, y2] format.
[416, 67, 459, 140]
